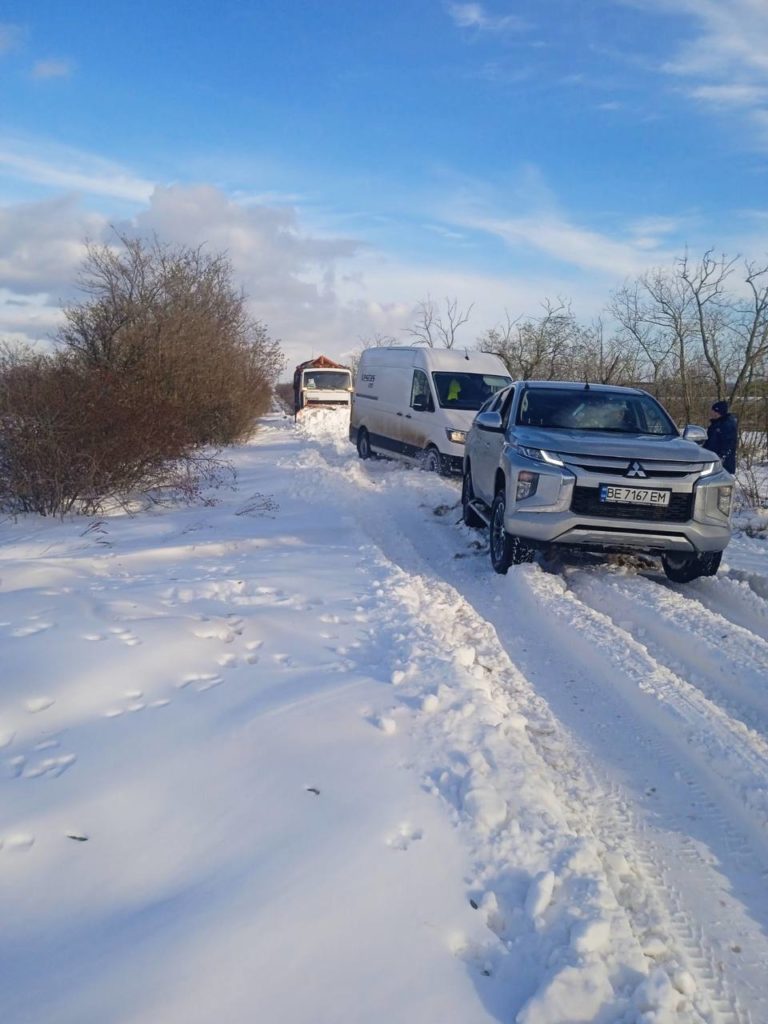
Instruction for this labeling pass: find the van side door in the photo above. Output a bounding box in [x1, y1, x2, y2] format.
[403, 369, 435, 454]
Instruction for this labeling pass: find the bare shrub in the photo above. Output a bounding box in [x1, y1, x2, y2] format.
[0, 348, 220, 515]
[1, 235, 285, 516]
[59, 234, 285, 446]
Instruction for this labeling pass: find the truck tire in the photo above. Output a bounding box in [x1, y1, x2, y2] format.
[661, 551, 722, 583]
[461, 466, 484, 529]
[489, 489, 534, 574]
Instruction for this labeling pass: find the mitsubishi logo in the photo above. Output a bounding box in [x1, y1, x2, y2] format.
[625, 460, 647, 479]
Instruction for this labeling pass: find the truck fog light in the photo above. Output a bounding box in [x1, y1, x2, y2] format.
[516, 471, 539, 500]
[717, 485, 733, 516]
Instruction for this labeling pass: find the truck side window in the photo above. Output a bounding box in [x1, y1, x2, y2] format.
[410, 370, 433, 412]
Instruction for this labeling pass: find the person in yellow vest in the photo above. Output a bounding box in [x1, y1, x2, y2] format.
[447, 377, 462, 402]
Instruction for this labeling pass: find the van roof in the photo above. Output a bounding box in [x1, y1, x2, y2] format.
[360, 347, 509, 372]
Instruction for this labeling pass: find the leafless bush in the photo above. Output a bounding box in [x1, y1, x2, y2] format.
[59, 234, 285, 446]
[0, 348, 223, 515]
[1, 235, 284, 516]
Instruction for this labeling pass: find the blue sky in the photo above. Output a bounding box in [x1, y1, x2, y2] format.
[1, 0, 767, 364]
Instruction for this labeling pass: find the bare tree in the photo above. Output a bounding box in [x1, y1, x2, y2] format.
[403, 296, 474, 349]
[479, 300, 583, 379]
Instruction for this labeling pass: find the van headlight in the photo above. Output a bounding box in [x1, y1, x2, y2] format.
[517, 445, 565, 467]
[717, 485, 733, 516]
[446, 429, 466, 445]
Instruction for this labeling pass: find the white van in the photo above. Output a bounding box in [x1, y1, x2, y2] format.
[350, 347, 511, 473]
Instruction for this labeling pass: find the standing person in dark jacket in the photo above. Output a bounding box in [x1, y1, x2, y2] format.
[704, 400, 738, 474]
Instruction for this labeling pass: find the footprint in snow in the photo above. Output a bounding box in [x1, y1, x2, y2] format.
[386, 824, 424, 851]
[33, 739, 59, 752]
[5, 756, 26, 778]
[108, 626, 141, 646]
[11, 621, 54, 638]
[1, 833, 35, 853]
[24, 753, 77, 778]
[25, 697, 54, 714]
[178, 673, 224, 692]
[193, 622, 235, 643]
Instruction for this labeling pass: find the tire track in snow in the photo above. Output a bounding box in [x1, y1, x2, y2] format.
[284, 427, 766, 1022]
[567, 568, 768, 741]
[659, 570, 768, 645]
[560, 567, 768, 833]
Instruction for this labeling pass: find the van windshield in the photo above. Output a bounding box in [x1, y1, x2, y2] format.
[432, 372, 511, 410]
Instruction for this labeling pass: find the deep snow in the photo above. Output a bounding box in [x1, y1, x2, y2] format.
[1, 408, 767, 1024]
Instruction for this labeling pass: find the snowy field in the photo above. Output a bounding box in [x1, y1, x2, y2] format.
[2, 408, 768, 1024]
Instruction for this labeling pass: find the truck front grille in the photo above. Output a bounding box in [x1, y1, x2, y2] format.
[571, 487, 693, 523]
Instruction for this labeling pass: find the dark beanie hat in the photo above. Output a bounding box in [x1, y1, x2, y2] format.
[712, 400, 729, 415]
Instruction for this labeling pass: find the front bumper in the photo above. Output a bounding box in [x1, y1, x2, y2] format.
[502, 459, 733, 555]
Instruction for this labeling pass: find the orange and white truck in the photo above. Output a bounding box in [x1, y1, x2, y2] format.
[292, 356, 353, 417]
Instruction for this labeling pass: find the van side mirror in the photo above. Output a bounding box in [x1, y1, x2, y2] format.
[475, 410, 503, 432]
[683, 424, 707, 445]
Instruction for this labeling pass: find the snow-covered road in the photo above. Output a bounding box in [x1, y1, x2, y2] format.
[1, 410, 767, 1024]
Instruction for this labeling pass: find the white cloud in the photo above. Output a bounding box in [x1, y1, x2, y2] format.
[688, 83, 767, 106]
[457, 211, 669, 278]
[31, 58, 73, 80]
[447, 3, 528, 33]
[622, 0, 768, 136]
[0, 194, 107, 294]
[0, 138, 154, 202]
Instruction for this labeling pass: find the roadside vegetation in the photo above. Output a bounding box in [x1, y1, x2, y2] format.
[358, 252, 768, 507]
[0, 235, 284, 516]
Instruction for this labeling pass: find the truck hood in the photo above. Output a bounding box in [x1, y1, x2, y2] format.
[511, 426, 713, 464]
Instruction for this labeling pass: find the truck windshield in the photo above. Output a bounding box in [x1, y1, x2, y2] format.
[432, 372, 511, 410]
[303, 370, 351, 389]
[517, 388, 677, 434]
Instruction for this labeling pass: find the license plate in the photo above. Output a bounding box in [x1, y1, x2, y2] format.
[599, 484, 671, 506]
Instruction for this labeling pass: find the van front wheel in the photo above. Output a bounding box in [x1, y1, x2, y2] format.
[424, 446, 441, 473]
[356, 428, 372, 460]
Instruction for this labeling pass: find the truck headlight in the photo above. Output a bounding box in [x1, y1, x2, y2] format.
[516, 471, 539, 500]
[717, 485, 733, 516]
[446, 429, 466, 445]
[517, 446, 565, 467]
[699, 462, 717, 477]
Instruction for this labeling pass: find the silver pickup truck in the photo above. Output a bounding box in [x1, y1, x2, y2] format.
[461, 381, 734, 582]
